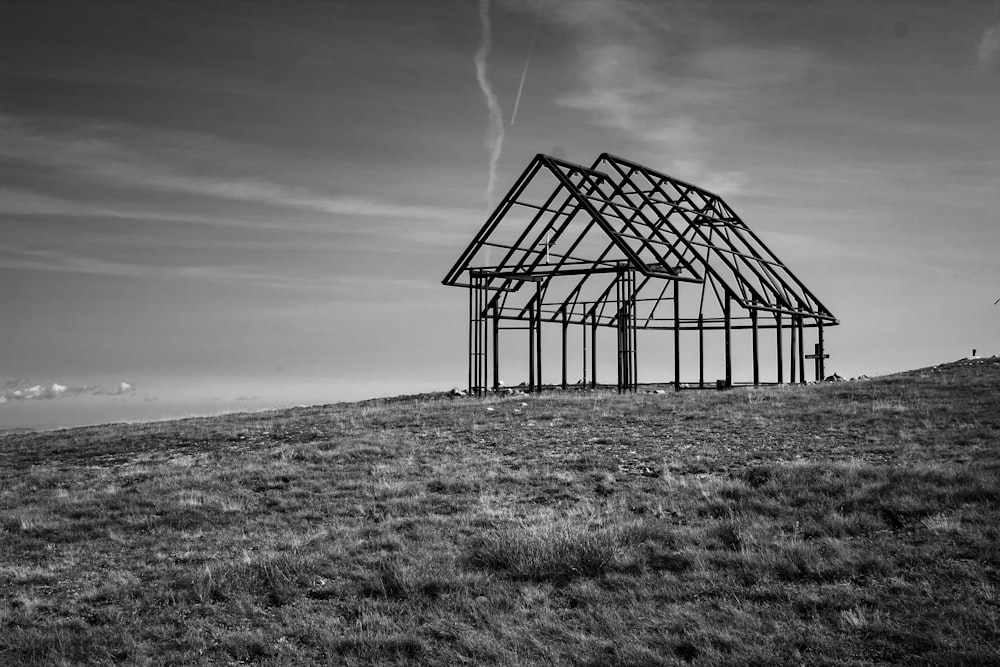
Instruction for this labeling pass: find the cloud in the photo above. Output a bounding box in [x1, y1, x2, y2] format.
[0, 112, 482, 258]
[106, 382, 134, 396]
[0, 244, 444, 292]
[554, 27, 696, 145]
[546, 2, 755, 194]
[544, 2, 821, 195]
[978, 24, 1000, 69]
[0, 114, 475, 226]
[0, 186, 479, 258]
[4, 383, 72, 401]
[0, 246, 162, 278]
[1, 378, 136, 403]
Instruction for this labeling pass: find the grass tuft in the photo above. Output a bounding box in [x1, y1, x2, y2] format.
[190, 552, 318, 606]
[466, 518, 633, 583]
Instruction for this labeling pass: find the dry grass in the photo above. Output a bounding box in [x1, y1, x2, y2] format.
[1, 358, 999, 665]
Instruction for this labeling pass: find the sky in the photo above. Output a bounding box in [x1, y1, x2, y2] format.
[1, 0, 998, 430]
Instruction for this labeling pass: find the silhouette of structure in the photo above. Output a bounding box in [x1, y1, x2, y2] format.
[443, 154, 838, 394]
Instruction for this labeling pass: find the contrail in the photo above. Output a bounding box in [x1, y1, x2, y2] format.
[474, 0, 504, 208]
[980, 0, 1000, 69]
[511, 0, 544, 126]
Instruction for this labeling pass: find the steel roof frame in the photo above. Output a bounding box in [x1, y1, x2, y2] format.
[444, 154, 839, 394]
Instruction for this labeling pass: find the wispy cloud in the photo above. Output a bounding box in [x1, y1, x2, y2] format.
[547, 6, 732, 190]
[0, 185, 478, 251]
[0, 187, 290, 231]
[551, 4, 698, 149]
[1, 379, 135, 403]
[0, 244, 444, 293]
[0, 114, 475, 227]
[0, 245, 316, 286]
[978, 24, 1000, 69]
[0, 247, 155, 278]
[546, 1, 814, 195]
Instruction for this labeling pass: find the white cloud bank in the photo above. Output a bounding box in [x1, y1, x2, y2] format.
[1, 379, 136, 403]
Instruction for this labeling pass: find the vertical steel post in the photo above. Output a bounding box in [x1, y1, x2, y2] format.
[561, 310, 568, 390]
[468, 275, 486, 396]
[616, 271, 623, 394]
[468, 279, 473, 395]
[789, 313, 797, 386]
[673, 279, 681, 391]
[776, 312, 783, 384]
[698, 313, 705, 388]
[528, 292, 535, 393]
[590, 314, 597, 389]
[724, 293, 732, 388]
[818, 321, 826, 380]
[628, 270, 636, 392]
[492, 304, 500, 392]
[479, 281, 485, 395]
[626, 272, 631, 391]
[474, 279, 480, 395]
[626, 272, 631, 392]
[536, 281, 543, 392]
[797, 316, 805, 384]
[751, 308, 759, 387]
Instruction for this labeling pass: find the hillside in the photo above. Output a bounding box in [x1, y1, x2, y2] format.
[2, 359, 999, 665]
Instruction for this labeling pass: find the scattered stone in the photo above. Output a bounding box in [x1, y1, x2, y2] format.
[824, 373, 844, 382]
[449, 387, 467, 397]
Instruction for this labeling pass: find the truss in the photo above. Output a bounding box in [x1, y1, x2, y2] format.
[444, 153, 838, 394]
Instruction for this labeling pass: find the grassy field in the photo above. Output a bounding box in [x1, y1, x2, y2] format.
[1, 358, 999, 665]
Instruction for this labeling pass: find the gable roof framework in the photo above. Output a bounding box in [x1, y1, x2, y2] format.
[444, 153, 838, 393]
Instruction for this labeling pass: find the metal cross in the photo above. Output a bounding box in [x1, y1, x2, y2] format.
[804, 343, 829, 381]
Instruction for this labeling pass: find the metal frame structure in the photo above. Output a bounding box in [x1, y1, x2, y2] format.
[444, 153, 838, 394]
